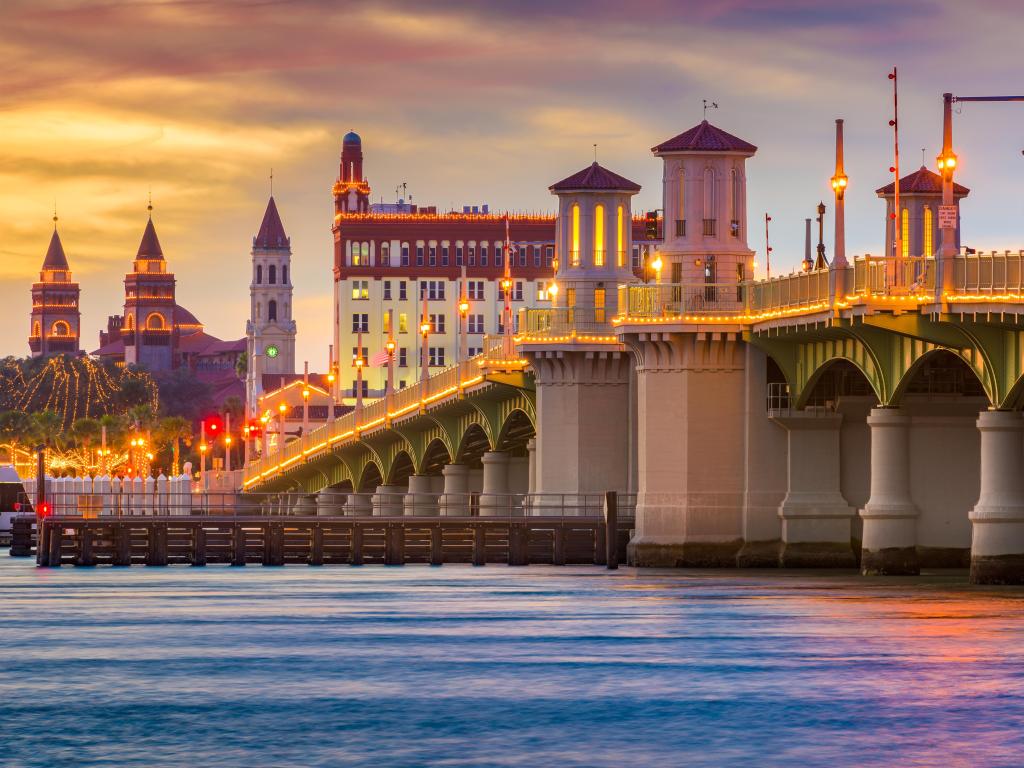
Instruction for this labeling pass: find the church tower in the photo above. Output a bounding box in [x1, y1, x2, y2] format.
[652, 120, 757, 307]
[332, 131, 370, 214]
[123, 210, 177, 370]
[247, 196, 296, 409]
[29, 216, 82, 357]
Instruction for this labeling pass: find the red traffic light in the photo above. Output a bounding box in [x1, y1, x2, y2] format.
[247, 419, 263, 439]
[38, 502, 51, 518]
[204, 415, 224, 434]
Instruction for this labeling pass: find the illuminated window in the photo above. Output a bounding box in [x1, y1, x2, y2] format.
[351, 280, 368, 300]
[125, 313, 135, 330]
[571, 204, 580, 266]
[616, 205, 625, 267]
[594, 204, 605, 266]
[146, 313, 165, 330]
[383, 311, 391, 334]
[51, 320, 70, 336]
[594, 287, 606, 323]
[429, 314, 446, 333]
[32, 321, 40, 338]
[399, 313, 408, 333]
[923, 206, 934, 257]
[901, 208, 910, 258]
[566, 287, 576, 308]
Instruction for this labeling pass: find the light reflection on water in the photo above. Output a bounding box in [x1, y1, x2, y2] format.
[1, 560, 1023, 767]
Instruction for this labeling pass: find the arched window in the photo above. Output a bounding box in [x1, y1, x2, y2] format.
[282, 265, 288, 285]
[381, 242, 391, 267]
[730, 168, 741, 237]
[703, 167, 717, 236]
[571, 204, 580, 266]
[593, 204, 605, 266]
[146, 313, 165, 330]
[51, 320, 70, 336]
[32, 321, 40, 338]
[256, 264, 263, 284]
[616, 205, 625, 267]
[923, 206, 934, 258]
[678, 168, 685, 221]
[901, 208, 910, 259]
[268, 300, 277, 321]
[125, 313, 135, 330]
[269, 264, 277, 284]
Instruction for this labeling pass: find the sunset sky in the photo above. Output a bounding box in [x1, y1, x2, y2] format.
[2, 0, 1021, 368]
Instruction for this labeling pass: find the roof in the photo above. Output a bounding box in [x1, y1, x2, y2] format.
[875, 166, 970, 196]
[343, 131, 361, 145]
[549, 162, 641, 193]
[92, 337, 125, 357]
[652, 120, 757, 154]
[261, 373, 332, 393]
[254, 196, 289, 249]
[136, 218, 164, 260]
[174, 304, 202, 330]
[42, 229, 70, 270]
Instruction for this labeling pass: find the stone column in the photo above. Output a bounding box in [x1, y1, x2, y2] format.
[860, 408, 919, 575]
[775, 413, 856, 567]
[344, 491, 373, 516]
[526, 439, 537, 495]
[372, 485, 405, 516]
[438, 464, 470, 516]
[404, 475, 439, 516]
[970, 410, 1024, 584]
[478, 451, 511, 517]
[316, 487, 347, 516]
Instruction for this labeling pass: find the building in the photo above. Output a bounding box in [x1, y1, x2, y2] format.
[246, 195, 297, 412]
[331, 131, 662, 400]
[876, 166, 969, 258]
[29, 219, 82, 357]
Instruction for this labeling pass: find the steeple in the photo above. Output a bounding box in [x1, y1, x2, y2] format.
[136, 218, 164, 260]
[42, 229, 70, 272]
[254, 196, 290, 249]
[30, 219, 81, 358]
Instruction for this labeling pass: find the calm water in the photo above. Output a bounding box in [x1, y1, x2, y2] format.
[1, 559, 1023, 767]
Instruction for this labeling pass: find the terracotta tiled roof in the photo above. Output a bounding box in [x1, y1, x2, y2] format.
[875, 166, 970, 195]
[92, 338, 125, 357]
[42, 229, 70, 270]
[254, 196, 290, 249]
[136, 218, 164, 259]
[652, 120, 757, 154]
[174, 304, 202, 331]
[549, 162, 641, 192]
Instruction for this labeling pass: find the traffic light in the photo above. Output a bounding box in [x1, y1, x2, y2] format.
[38, 502, 51, 518]
[645, 211, 659, 240]
[247, 419, 263, 439]
[203, 415, 224, 435]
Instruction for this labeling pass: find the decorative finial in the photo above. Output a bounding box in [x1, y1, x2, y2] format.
[703, 99, 719, 120]
[593, 143, 598, 163]
[921, 147, 926, 167]
[147, 187, 153, 219]
[270, 168, 274, 197]
[53, 201, 58, 229]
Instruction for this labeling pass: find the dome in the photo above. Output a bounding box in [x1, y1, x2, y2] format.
[343, 131, 361, 145]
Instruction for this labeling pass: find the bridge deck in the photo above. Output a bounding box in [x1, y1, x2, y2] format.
[30, 515, 629, 568]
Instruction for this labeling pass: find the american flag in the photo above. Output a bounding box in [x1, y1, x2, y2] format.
[369, 349, 390, 367]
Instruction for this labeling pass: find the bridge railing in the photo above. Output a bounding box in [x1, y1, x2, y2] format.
[517, 307, 614, 338]
[852, 255, 935, 295]
[953, 250, 1024, 294]
[618, 282, 747, 319]
[746, 268, 833, 314]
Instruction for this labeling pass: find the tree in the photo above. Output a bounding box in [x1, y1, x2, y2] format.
[0, 411, 35, 459]
[155, 368, 213, 422]
[155, 416, 192, 476]
[99, 414, 127, 452]
[70, 417, 102, 450]
[235, 351, 248, 379]
[32, 410, 65, 450]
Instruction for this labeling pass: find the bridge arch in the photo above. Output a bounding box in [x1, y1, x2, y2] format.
[357, 461, 383, 492]
[455, 422, 491, 466]
[420, 438, 452, 475]
[386, 450, 415, 486]
[800, 357, 882, 409]
[890, 348, 991, 407]
[496, 408, 536, 451]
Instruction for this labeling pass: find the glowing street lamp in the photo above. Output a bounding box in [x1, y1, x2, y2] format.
[651, 253, 664, 283]
[278, 402, 287, 452]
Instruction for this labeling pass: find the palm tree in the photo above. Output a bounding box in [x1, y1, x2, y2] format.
[155, 416, 193, 476]
[99, 414, 127, 452]
[32, 410, 64, 451]
[0, 410, 35, 461]
[71, 417, 102, 450]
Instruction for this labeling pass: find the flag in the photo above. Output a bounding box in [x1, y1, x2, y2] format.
[369, 349, 390, 367]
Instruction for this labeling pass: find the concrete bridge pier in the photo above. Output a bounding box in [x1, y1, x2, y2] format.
[372, 485, 406, 516]
[439, 464, 470, 515]
[404, 475, 440, 516]
[860, 408, 919, 575]
[478, 451, 513, 516]
[775, 413, 857, 567]
[344, 492, 373, 516]
[316, 487, 348, 516]
[970, 410, 1024, 584]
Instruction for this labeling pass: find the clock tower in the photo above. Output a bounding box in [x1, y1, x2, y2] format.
[247, 195, 296, 412]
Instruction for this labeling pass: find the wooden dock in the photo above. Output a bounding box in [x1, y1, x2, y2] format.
[31, 512, 627, 568]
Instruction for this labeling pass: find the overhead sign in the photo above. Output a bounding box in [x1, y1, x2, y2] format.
[938, 205, 957, 228]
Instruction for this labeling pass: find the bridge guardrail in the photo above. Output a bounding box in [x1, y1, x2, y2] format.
[746, 268, 833, 314]
[517, 307, 614, 338]
[618, 282, 747, 319]
[853, 255, 935, 295]
[953, 250, 1024, 294]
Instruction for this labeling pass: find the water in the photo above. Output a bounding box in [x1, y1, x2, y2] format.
[1, 559, 1023, 767]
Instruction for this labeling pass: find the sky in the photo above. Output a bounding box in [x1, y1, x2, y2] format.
[1, 0, 1022, 368]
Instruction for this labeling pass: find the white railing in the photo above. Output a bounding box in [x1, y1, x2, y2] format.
[747, 268, 833, 314]
[618, 282, 746, 319]
[953, 250, 1024, 294]
[853, 255, 935, 295]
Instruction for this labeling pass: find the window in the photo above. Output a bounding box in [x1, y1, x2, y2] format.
[571, 204, 580, 266]
[495, 245, 502, 267]
[704, 256, 717, 301]
[401, 243, 410, 266]
[678, 168, 685, 222]
[351, 346, 367, 363]
[399, 313, 408, 333]
[282, 265, 288, 284]
[399, 380, 407, 390]
[52, 320, 70, 336]
[351, 380, 369, 398]
[594, 204, 605, 266]
[269, 264, 277, 284]
[441, 245, 449, 266]
[383, 311, 391, 334]
[381, 243, 390, 266]
[268, 300, 277, 321]
[513, 281, 523, 301]
[594, 288, 606, 324]
[632, 245, 641, 269]
[421, 281, 445, 300]
[730, 168, 741, 238]
[429, 246, 437, 266]
[480, 245, 488, 266]
[533, 245, 541, 267]
[736, 263, 745, 302]
[468, 280, 484, 300]
[429, 314, 446, 333]
[923, 206, 934, 258]
[351, 280, 369, 300]
[399, 281, 407, 301]
[519, 245, 526, 267]
[566, 287, 576, 308]
[399, 348, 408, 367]
[456, 245, 463, 266]
[676, 219, 686, 237]
[429, 347, 446, 367]
[901, 208, 910, 258]
[256, 265, 263, 284]
[617, 205, 625, 267]
[416, 245, 424, 266]
[468, 314, 484, 334]
[383, 280, 392, 300]
[351, 313, 368, 333]
[467, 347, 482, 357]
[545, 246, 554, 267]
[536, 282, 550, 301]
[703, 167, 716, 234]
[468, 246, 476, 266]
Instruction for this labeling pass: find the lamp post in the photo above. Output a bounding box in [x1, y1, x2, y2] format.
[225, 435, 232, 473]
[651, 252, 663, 284]
[419, 316, 431, 400]
[277, 402, 287, 452]
[326, 369, 336, 425]
[260, 414, 269, 458]
[457, 295, 470, 373]
[815, 201, 827, 270]
[301, 361, 310, 436]
[385, 337, 396, 396]
[353, 351, 365, 423]
[830, 118, 849, 270]
[937, 92, 959, 295]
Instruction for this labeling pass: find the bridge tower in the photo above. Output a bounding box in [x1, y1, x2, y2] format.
[876, 167, 969, 259]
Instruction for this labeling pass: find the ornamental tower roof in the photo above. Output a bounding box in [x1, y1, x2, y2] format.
[136, 218, 164, 260]
[652, 120, 757, 154]
[254, 196, 290, 249]
[42, 229, 70, 271]
[875, 166, 970, 196]
[549, 162, 641, 193]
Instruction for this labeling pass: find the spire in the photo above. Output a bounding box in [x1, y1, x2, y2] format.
[136, 217, 164, 259]
[254, 196, 289, 249]
[42, 229, 70, 271]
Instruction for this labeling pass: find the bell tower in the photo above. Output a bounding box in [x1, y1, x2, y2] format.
[333, 131, 370, 214]
[247, 195, 296, 409]
[29, 215, 81, 358]
[123, 209, 176, 370]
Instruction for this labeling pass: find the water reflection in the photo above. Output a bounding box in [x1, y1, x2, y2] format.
[0, 561, 1022, 767]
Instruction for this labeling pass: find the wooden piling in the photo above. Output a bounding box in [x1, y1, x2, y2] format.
[593, 522, 607, 566]
[77, 524, 96, 567]
[309, 524, 324, 566]
[385, 523, 405, 565]
[266, 523, 284, 566]
[148, 523, 168, 566]
[552, 524, 566, 566]
[472, 524, 486, 566]
[350, 523, 364, 565]
[113, 524, 131, 566]
[47, 523, 62, 567]
[192, 525, 207, 566]
[508, 522, 527, 566]
[37, 520, 50, 566]
[10, 517, 34, 557]
[231, 525, 246, 566]
[429, 526, 443, 566]
[604, 491, 618, 570]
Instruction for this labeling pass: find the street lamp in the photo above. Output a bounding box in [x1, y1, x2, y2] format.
[278, 402, 287, 452]
[457, 296, 470, 370]
[224, 434, 232, 473]
[651, 253, 664, 283]
[326, 369, 336, 424]
[260, 414, 269, 457]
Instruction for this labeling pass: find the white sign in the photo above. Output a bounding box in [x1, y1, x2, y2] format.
[938, 205, 957, 228]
